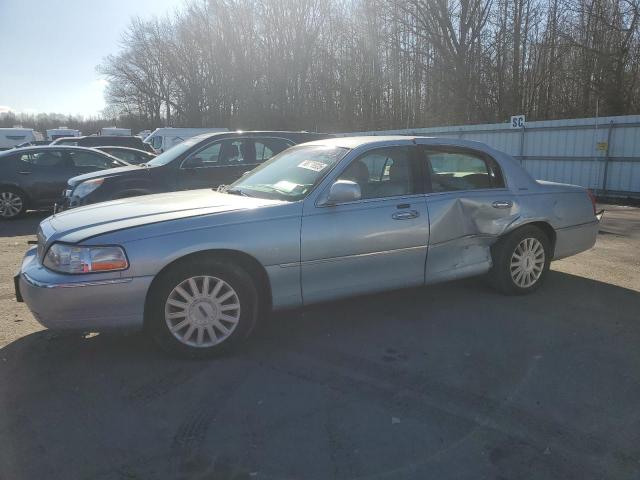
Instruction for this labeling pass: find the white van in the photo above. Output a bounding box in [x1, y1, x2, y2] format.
[99, 127, 132, 136]
[0, 128, 36, 150]
[46, 127, 81, 141]
[144, 127, 228, 153]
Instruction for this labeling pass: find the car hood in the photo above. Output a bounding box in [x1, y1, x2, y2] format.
[67, 164, 149, 187]
[44, 189, 285, 244]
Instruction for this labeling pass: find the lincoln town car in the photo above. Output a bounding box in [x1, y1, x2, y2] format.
[15, 137, 601, 357]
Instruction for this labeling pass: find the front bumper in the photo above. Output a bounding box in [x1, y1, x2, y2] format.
[16, 247, 152, 331]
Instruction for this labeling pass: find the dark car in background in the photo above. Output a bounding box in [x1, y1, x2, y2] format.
[64, 130, 333, 208]
[51, 135, 156, 153]
[15, 140, 51, 148]
[92, 146, 156, 165]
[0, 146, 127, 219]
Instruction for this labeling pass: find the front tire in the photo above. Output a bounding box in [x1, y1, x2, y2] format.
[0, 187, 26, 219]
[146, 258, 259, 358]
[489, 225, 551, 295]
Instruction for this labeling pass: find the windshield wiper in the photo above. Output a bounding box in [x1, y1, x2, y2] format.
[224, 187, 252, 197]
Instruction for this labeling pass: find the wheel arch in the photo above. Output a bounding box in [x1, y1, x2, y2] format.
[143, 248, 272, 328]
[503, 220, 557, 257]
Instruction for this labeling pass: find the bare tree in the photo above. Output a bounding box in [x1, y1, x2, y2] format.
[97, 0, 640, 131]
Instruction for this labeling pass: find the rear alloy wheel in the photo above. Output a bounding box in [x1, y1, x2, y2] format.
[509, 237, 545, 288]
[147, 259, 259, 358]
[0, 189, 26, 219]
[489, 225, 551, 295]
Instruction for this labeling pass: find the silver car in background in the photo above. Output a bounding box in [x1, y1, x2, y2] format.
[15, 136, 601, 357]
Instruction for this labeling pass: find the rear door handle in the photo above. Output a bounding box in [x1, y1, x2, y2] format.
[492, 200, 513, 209]
[392, 210, 419, 220]
[17, 171, 32, 175]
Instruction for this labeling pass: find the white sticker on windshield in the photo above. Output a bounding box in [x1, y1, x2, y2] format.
[297, 160, 327, 172]
[273, 180, 299, 193]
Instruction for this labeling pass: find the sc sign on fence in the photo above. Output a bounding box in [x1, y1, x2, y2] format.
[511, 115, 526, 128]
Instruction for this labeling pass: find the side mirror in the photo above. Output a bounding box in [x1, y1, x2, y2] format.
[326, 180, 361, 205]
[182, 157, 203, 169]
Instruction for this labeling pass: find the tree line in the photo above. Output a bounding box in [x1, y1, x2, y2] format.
[13, 0, 640, 134]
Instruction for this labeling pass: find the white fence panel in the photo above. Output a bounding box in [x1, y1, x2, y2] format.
[344, 115, 640, 198]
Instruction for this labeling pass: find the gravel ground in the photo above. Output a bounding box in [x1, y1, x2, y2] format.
[0, 204, 638, 480]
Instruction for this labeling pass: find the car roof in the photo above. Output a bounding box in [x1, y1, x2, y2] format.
[1, 145, 109, 154]
[93, 146, 151, 153]
[58, 135, 138, 140]
[300, 135, 501, 153]
[190, 130, 332, 141]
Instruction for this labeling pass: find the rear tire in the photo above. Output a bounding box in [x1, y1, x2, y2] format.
[489, 225, 551, 295]
[0, 187, 27, 220]
[146, 258, 259, 358]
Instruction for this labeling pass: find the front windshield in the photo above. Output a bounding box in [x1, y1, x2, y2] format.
[144, 135, 205, 167]
[228, 145, 349, 201]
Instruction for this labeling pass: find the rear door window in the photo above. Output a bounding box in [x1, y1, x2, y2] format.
[104, 149, 137, 164]
[254, 138, 294, 163]
[423, 149, 504, 192]
[68, 151, 115, 169]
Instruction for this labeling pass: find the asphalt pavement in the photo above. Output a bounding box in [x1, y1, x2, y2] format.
[0, 205, 638, 480]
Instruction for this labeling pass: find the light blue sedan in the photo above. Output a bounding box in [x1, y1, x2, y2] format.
[15, 136, 601, 356]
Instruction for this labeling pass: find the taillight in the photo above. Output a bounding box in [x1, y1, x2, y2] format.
[586, 189, 597, 216]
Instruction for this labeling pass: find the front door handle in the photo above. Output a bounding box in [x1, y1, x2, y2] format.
[392, 210, 419, 220]
[492, 200, 513, 209]
[17, 171, 32, 175]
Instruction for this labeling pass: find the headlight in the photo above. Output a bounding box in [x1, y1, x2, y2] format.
[73, 178, 104, 198]
[43, 243, 128, 274]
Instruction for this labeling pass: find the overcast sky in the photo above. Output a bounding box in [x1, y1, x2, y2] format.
[0, 0, 183, 117]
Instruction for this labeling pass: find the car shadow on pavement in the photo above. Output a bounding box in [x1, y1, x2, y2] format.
[0, 212, 48, 237]
[1, 271, 639, 480]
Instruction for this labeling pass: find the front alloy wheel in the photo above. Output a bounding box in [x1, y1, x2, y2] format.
[147, 258, 259, 357]
[0, 190, 25, 219]
[165, 275, 241, 348]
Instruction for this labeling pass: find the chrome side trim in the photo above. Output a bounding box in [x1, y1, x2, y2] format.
[555, 219, 600, 231]
[22, 273, 133, 289]
[429, 233, 497, 247]
[279, 244, 427, 268]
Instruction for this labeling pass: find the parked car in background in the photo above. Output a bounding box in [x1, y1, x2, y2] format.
[0, 146, 127, 219]
[46, 127, 81, 141]
[15, 140, 51, 148]
[16, 136, 601, 357]
[144, 127, 228, 153]
[99, 127, 131, 136]
[51, 135, 155, 153]
[63, 130, 332, 208]
[92, 146, 156, 165]
[0, 128, 36, 151]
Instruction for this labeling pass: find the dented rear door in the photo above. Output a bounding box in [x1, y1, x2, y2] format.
[418, 145, 519, 284]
